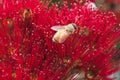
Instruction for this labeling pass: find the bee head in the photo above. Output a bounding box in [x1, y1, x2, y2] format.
[65, 23, 77, 34]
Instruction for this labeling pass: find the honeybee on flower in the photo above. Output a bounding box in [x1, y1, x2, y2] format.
[51, 23, 77, 43]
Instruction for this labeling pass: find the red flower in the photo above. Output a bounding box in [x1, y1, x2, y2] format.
[0, 0, 119, 80]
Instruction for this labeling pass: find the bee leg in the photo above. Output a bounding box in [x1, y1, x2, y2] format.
[53, 38, 59, 43]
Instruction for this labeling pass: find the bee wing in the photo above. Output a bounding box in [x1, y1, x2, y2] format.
[51, 26, 65, 31]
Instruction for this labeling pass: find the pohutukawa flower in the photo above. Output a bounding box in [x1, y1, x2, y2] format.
[0, 0, 120, 80]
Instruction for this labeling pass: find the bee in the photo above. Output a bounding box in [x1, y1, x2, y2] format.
[23, 8, 32, 19]
[86, 2, 97, 10]
[51, 23, 77, 43]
